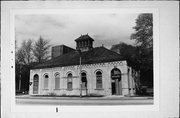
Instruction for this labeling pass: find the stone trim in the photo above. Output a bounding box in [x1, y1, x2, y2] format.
[43, 89, 49, 90]
[54, 89, 61, 90]
[53, 88, 80, 90]
[31, 61, 127, 72]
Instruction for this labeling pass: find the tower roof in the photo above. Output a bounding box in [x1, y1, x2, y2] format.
[75, 34, 94, 42]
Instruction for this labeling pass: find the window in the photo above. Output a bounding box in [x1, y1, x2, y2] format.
[67, 73, 72, 90]
[96, 71, 102, 89]
[44, 74, 49, 89]
[33, 74, 39, 94]
[55, 73, 60, 89]
[81, 72, 87, 89]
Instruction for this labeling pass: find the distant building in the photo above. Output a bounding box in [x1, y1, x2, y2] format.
[51, 45, 75, 59]
[29, 34, 137, 96]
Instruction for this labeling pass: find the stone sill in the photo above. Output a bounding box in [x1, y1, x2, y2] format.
[95, 88, 104, 90]
[43, 89, 49, 90]
[66, 89, 73, 91]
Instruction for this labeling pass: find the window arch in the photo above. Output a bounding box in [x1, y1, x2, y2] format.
[67, 73, 72, 90]
[55, 72, 60, 89]
[44, 74, 49, 89]
[96, 71, 102, 89]
[94, 69, 103, 74]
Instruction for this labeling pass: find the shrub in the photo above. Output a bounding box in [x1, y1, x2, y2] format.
[47, 92, 57, 96]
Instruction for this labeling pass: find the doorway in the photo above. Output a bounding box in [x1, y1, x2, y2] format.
[111, 68, 122, 95]
[111, 81, 116, 95]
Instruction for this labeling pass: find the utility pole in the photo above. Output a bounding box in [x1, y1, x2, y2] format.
[79, 50, 82, 98]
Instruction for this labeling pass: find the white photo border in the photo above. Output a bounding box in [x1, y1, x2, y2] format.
[2, 1, 179, 118]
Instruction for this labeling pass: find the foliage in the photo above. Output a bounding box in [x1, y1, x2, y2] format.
[130, 13, 153, 71]
[110, 42, 152, 71]
[47, 92, 57, 96]
[131, 13, 153, 49]
[15, 36, 51, 92]
[111, 13, 153, 88]
[16, 39, 33, 66]
[131, 13, 153, 87]
[87, 93, 104, 97]
[110, 42, 139, 70]
[33, 36, 51, 63]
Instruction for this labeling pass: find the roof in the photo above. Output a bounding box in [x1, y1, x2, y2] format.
[75, 34, 94, 42]
[31, 47, 124, 69]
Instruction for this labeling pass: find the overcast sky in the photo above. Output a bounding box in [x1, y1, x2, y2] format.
[15, 13, 139, 49]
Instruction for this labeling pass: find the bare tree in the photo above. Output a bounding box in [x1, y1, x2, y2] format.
[33, 36, 51, 63]
[16, 39, 33, 66]
[15, 39, 33, 93]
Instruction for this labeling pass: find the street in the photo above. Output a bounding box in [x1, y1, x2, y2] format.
[16, 96, 153, 106]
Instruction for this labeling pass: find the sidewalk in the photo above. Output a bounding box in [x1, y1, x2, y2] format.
[16, 94, 153, 100]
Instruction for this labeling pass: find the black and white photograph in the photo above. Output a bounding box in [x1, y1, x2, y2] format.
[14, 12, 154, 106]
[1, 1, 179, 118]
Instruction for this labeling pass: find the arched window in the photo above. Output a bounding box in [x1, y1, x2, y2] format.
[55, 73, 60, 89]
[67, 73, 72, 90]
[33, 74, 39, 94]
[81, 72, 87, 89]
[44, 74, 49, 89]
[96, 71, 102, 89]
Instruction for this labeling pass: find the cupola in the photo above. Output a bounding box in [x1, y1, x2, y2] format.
[75, 34, 94, 52]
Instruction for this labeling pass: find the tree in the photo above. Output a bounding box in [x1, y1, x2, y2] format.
[33, 36, 51, 63]
[130, 13, 153, 88]
[15, 39, 33, 93]
[110, 42, 139, 70]
[131, 13, 153, 49]
[16, 39, 33, 66]
[130, 13, 153, 71]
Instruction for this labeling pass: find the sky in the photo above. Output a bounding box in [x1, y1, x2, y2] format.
[15, 13, 139, 49]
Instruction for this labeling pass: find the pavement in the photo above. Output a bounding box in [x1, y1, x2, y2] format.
[15, 94, 154, 105]
[16, 95, 153, 105]
[16, 94, 153, 100]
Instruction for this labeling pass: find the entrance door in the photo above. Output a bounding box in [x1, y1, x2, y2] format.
[33, 74, 39, 94]
[111, 68, 122, 95]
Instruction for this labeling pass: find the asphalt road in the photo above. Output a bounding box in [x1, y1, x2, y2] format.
[16, 97, 153, 105]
